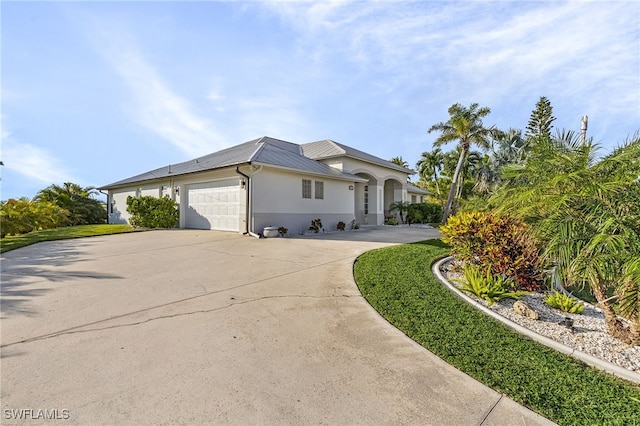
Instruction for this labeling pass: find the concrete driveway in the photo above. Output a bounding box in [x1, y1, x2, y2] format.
[1, 227, 553, 425]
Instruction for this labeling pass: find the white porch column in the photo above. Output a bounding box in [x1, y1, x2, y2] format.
[370, 182, 384, 225]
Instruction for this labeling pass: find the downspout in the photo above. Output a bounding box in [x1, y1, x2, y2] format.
[236, 166, 260, 239]
[98, 189, 109, 224]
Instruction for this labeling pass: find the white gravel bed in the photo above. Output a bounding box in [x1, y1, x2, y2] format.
[440, 261, 640, 373]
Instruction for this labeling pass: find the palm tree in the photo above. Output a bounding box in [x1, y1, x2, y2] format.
[390, 156, 412, 183]
[459, 150, 483, 199]
[493, 133, 640, 344]
[390, 156, 409, 168]
[493, 128, 528, 167]
[416, 148, 444, 206]
[389, 201, 410, 224]
[471, 154, 499, 195]
[428, 103, 497, 222]
[35, 182, 105, 225]
[467, 129, 528, 195]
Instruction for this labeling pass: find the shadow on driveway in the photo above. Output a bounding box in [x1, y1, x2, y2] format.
[1, 241, 122, 319]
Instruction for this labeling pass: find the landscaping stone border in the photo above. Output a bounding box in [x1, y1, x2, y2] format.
[432, 256, 640, 385]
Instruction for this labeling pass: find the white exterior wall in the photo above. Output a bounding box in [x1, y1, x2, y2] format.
[385, 181, 405, 204]
[109, 188, 137, 224]
[409, 193, 425, 204]
[321, 159, 344, 171]
[384, 185, 395, 208]
[139, 185, 161, 197]
[108, 182, 171, 225]
[338, 158, 408, 183]
[321, 157, 409, 225]
[251, 167, 356, 235]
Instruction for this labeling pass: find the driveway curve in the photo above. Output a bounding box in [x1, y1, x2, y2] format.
[1, 228, 553, 425]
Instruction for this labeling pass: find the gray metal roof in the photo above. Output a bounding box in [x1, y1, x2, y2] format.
[301, 139, 414, 174]
[100, 136, 369, 189]
[407, 183, 430, 195]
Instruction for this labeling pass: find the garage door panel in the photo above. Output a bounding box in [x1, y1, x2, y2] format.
[186, 180, 240, 231]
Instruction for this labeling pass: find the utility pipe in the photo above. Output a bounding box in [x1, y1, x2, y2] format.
[236, 166, 260, 239]
[98, 189, 109, 224]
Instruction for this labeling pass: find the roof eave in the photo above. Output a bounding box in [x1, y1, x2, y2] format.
[251, 161, 368, 183]
[99, 162, 252, 190]
[342, 154, 414, 174]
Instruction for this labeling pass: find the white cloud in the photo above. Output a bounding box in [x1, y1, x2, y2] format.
[89, 25, 227, 157]
[205, 79, 312, 143]
[262, 0, 639, 143]
[1, 128, 75, 186]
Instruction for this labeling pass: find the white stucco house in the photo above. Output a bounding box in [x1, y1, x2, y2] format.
[99, 136, 428, 235]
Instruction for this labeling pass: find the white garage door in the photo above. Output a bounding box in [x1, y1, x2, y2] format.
[185, 180, 240, 231]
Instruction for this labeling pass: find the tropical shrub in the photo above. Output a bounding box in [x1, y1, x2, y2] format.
[441, 211, 543, 291]
[126, 196, 179, 228]
[0, 198, 69, 237]
[336, 221, 345, 231]
[407, 202, 442, 224]
[453, 264, 527, 306]
[492, 134, 640, 345]
[544, 291, 585, 314]
[406, 207, 423, 224]
[440, 211, 487, 260]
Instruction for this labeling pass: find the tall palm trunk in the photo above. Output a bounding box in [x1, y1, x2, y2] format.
[592, 283, 634, 345]
[442, 145, 468, 222]
[432, 167, 444, 208]
[630, 315, 640, 346]
[455, 172, 465, 202]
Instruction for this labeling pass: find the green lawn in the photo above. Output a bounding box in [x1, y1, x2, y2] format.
[353, 240, 640, 426]
[0, 224, 139, 253]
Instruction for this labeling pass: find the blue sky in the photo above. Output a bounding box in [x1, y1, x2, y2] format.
[2, 1, 639, 201]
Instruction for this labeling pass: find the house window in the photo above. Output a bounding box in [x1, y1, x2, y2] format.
[411, 195, 417, 204]
[364, 185, 369, 215]
[302, 179, 312, 199]
[315, 181, 324, 199]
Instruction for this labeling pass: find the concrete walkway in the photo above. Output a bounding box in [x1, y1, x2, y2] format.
[1, 228, 555, 425]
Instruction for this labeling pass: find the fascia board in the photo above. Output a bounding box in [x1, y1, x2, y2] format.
[251, 161, 369, 183]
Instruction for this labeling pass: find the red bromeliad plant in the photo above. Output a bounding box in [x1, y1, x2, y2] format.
[441, 211, 544, 291]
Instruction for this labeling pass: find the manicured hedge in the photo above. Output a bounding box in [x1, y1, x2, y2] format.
[126, 195, 179, 228]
